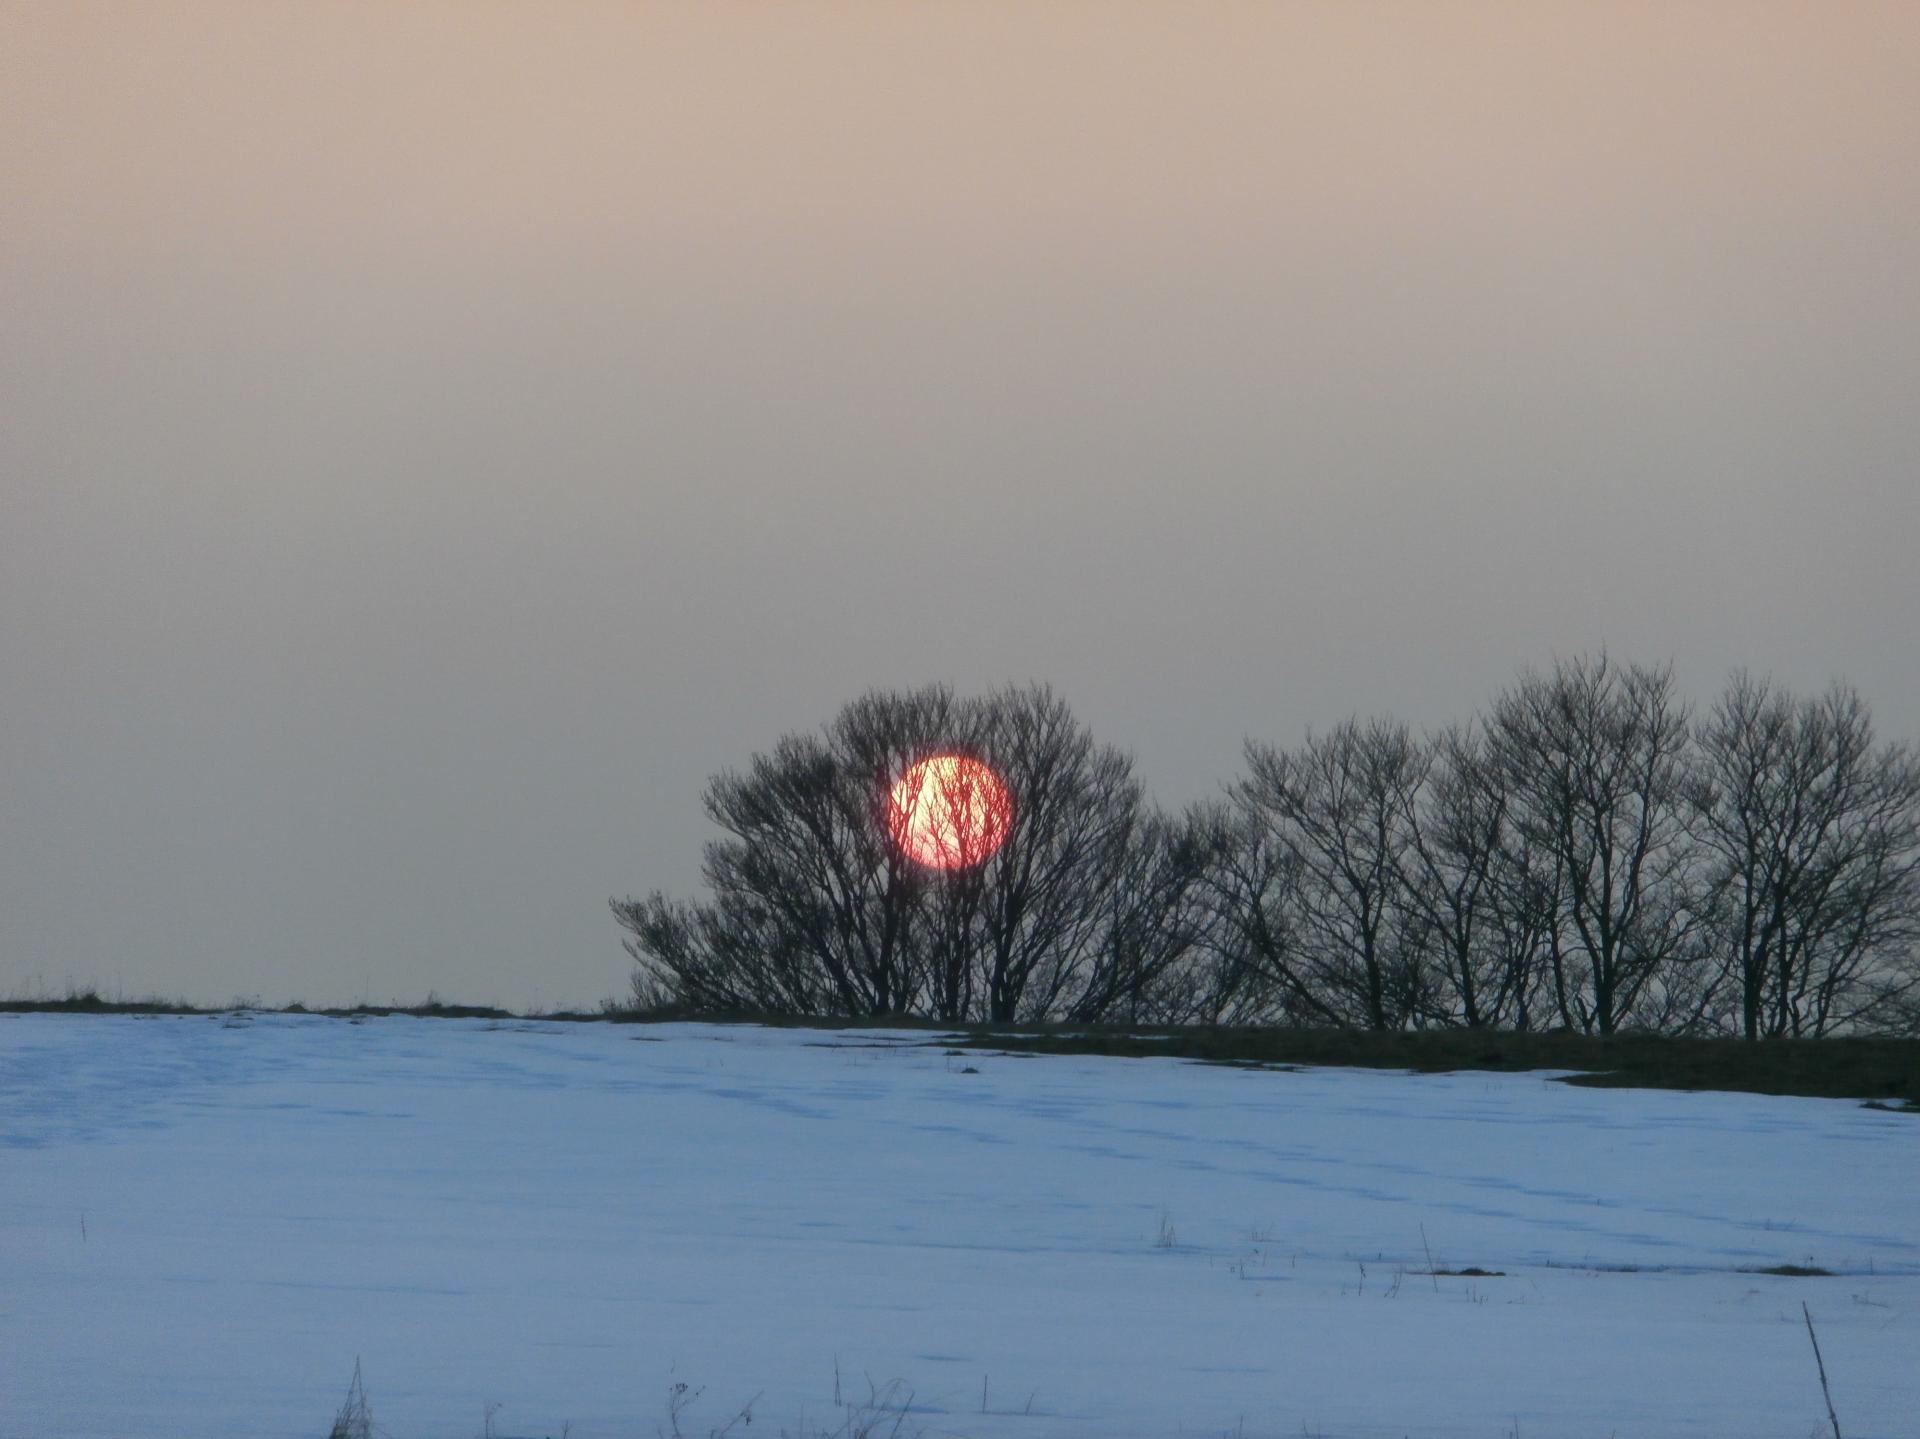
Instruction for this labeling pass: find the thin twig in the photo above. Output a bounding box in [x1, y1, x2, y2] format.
[1802, 1302, 1842, 1439]
[1420, 1223, 1439, 1292]
[886, 1386, 914, 1439]
[710, 1390, 762, 1439]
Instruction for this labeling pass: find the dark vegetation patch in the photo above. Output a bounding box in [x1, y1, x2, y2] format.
[1747, 1264, 1836, 1277]
[1205, 1059, 1305, 1073]
[1, 993, 516, 1021]
[800, 1040, 924, 1049]
[0, 988, 198, 1015]
[903, 1020, 1920, 1109]
[1424, 1267, 1505, 1277]
[587, 1006, 1918, 1107]
[317, 1001, 514, 1020]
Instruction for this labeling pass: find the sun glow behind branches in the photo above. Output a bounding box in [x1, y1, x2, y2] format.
[887, 754, 1013, 870]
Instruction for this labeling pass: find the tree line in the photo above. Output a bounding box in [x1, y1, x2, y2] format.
[613, 658, 1920, 1038]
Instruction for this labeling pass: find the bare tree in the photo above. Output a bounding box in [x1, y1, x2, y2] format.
[614, 689, 973, 1018]
[1484, 820, 1564, 1031]
[1691, 675, 1920, 1037]
[1397, 724, 1532, 1028]
[620, 733, 875, 1014]
[1690, 673, 1819, 1038]
[615, 684, 1150, 1024]
[970, 685, 1143, 1022]
[1191, 800, 1328, 1026]
[613, 888, 829, 1015]
[712, 733, 895, 1015]
[828, 686, 985, 1015]
[1237, 718, 1430, 1030]
[615, 662, 1918, 1037]
[1063, 805, 1221, 1024]
[1489, 655, 1701, 1035]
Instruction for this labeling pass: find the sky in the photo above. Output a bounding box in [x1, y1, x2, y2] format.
[4, 2, 1917, 1010]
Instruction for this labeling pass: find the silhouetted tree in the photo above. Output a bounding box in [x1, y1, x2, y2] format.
[827, 686, 983, 1014]
[1489, 655, 1701, 1035]
[616, 660, 1917, 1036]
[1237, 718, 1430, 1030]
[1191, 801, 1324, 1025]
[615, 688, 969, 1017]
[1398, 724, 1528, 1028]
[614, 683, 1154, 1023]
[1693, 674, 1920, 1036]
[1063, 805, 1222, 1024]
[970, 685, 1143, 1022]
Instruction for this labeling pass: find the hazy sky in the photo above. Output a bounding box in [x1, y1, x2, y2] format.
[5, 3, 1917, 1009]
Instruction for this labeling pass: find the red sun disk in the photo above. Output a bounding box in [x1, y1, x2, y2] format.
[888, 754, 1013, 869]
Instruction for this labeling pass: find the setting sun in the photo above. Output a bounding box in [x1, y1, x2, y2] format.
[887, 754, 1013, 869]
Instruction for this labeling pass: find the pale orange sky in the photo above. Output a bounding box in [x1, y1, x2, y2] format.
[4, 3, 1918, 1006]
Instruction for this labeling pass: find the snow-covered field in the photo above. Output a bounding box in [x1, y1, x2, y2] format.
[2, 1014, 1914, 1439]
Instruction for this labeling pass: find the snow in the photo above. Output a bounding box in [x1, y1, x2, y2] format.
[2, 1012, 1915, 1438]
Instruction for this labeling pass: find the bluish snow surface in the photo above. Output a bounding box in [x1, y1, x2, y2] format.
[2, 1013, 1915, 1438]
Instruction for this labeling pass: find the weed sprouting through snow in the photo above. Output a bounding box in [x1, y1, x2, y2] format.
[327, 1359, 372, 1439]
